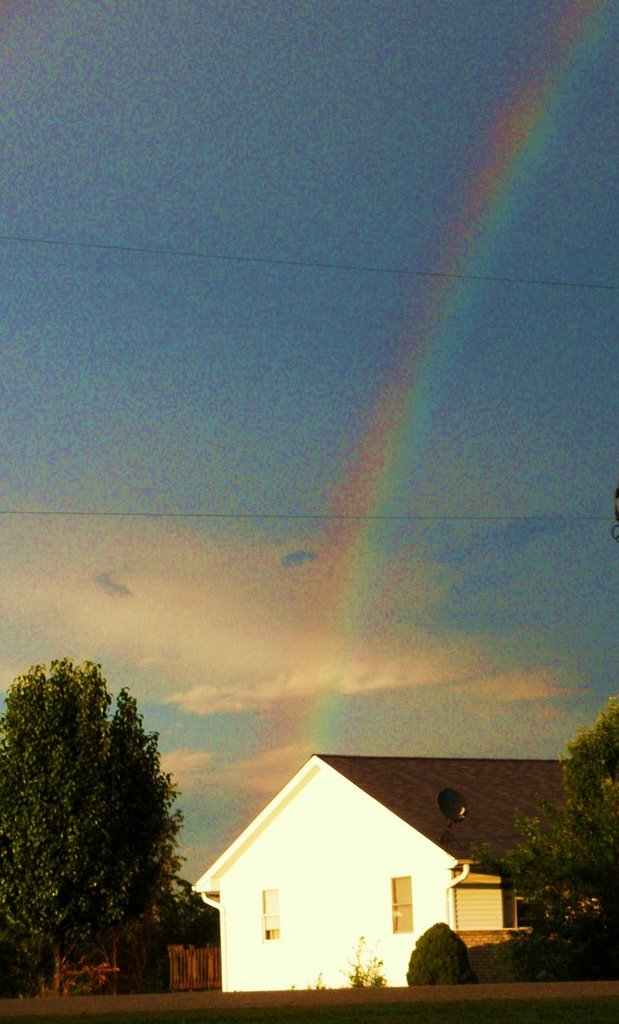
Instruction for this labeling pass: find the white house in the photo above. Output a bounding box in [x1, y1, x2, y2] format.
[193, 754, 562, 990]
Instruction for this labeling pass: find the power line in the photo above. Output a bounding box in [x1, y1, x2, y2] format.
[1, 232, 617, 293]
[0, 508, 607, 522]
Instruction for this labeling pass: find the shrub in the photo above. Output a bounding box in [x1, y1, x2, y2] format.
[343, 936, 387, 987]
[406, 923, 477, 985]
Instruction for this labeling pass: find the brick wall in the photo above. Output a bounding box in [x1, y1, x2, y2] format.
[458, 929, 515, 984]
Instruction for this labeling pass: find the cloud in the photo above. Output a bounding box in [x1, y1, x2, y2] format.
[161, 744, 311, 803]
[281, 550, 318, 568]
[0, 515, 581, 720]
[161, 749, 214, 793]
[209, 743, 313, 796]
[165, 646, 483, 715]
[94, 572, 132, 597]
[458, 668, 573, 703]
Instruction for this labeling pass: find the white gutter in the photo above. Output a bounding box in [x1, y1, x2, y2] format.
[445, 863, 470, 930]
[200, 892, 228, 991]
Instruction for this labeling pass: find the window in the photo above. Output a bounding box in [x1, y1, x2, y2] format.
[391, 876, 413, 933]
[262, 888, 280, 940]
[516, 896, 536, 929]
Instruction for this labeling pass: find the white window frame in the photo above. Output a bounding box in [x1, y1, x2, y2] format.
[262, 888, 281, 941]
[391, 875, 413, 933]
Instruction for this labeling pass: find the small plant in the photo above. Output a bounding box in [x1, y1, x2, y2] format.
[59, 956, 119, 995]
[307, 971, 326, 989]
[40, 951, 119, 997]
[343, 936, 387, 988]
[407, 923, 477, 985]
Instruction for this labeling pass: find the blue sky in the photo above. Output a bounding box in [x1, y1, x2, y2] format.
[1, 0, 618, 879]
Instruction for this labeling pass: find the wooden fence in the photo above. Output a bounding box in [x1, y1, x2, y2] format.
[167, 944, 221, 991]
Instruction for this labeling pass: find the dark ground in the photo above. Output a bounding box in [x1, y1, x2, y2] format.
[2, 982, 619, 1015]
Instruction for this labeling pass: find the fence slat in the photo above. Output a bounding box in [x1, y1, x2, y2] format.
[167, 945, 221, 991]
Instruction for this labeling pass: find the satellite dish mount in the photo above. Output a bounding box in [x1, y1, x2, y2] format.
[437, 788, 467, 846]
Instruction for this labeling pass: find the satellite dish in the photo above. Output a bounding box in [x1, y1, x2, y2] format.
[437, 788, 467, 824]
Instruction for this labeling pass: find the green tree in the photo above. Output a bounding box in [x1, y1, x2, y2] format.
[0, 659, 181, 994]
[501, 696, 619, 981]
[112, 875, 220, 993]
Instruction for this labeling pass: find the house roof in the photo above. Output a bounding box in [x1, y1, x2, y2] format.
[319, 754, 563, 859]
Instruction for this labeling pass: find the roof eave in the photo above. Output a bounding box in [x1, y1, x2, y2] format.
[193, 753, 323, 891]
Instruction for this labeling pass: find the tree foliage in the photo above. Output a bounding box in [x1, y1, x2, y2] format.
[406, 923, 477, 985]
[0, 660, 182, 993]
[110, 876, 220, 993]
[501, 696, 619, 981]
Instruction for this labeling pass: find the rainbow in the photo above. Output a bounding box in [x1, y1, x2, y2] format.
[308, 0, 606, 749]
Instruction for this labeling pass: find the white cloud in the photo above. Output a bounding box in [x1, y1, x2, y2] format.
[0, 515, 580, 719]
[211, 743, 313, 796]
[161, 743, 311, 799]
[161, 749, 214, 793]
[164, 645, 477, 715]
[458, 667, 573, 703]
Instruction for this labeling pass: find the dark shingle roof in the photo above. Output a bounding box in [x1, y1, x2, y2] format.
[318, 754, 563, 859]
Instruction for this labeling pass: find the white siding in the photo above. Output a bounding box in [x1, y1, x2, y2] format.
[206, 760, 455, 990]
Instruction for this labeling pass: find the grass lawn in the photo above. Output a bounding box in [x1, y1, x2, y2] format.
[2, 999, 619, 1024]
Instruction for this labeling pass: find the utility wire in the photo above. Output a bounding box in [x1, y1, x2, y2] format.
[1, 232, 617, 293]
[0, 509, 608, 522]
[1, 235, 613, 524]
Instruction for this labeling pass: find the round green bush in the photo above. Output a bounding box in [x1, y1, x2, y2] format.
[406, 923, 477, 985]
